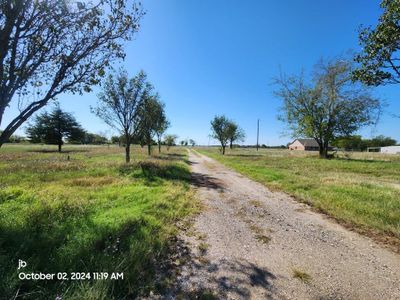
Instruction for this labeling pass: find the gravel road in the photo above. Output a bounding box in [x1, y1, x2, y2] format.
[170, 150, 400, 299]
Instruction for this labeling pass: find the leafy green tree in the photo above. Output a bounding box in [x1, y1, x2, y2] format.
[83, 133, 109, 145]
[26, 106, 85, 152]
[164, 134, 178, 151]
[153, 102, 169, 153]
[136, 93, 165, 155]
[333, 135, 397, 150]
[111, 135, 122, 146]
[210, 115, 231, 155]
[332, 135, 366, 151]
[92, 70, 150, 163]
[275, 58, 381, 158]
[369, 135, 397, 147]
[353, 0, 400, 87]
[189, 139, 196, 147]
[0, 0, 144, 147]
[227, 121, 245, 149]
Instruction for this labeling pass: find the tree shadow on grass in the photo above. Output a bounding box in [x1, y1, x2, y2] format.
[119, 161, 192, 183]
[119, 161, 224, 190]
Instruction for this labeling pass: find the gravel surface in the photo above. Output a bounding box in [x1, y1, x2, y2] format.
[168, 150, 400, 299]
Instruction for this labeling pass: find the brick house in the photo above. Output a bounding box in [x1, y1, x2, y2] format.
[288, 138, 320, 151]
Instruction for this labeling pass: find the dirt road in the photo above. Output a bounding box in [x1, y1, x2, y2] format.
[172, 150, 400, 299]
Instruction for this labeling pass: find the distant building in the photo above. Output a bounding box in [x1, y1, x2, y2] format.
[288, 138, 320, 151]
[380, 146, 400, 154]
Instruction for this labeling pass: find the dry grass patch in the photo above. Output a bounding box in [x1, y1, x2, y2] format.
[292, 268, 312, 283]
[249, 224, 272, 244]
[197, 233, 207, 241]
[198, 242, 209, 255]
[68, 176, 117, 187]
[249, 199, 264, 208]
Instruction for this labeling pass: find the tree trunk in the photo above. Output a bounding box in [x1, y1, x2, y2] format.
[158, 139, 161, 153]
[230, 139, 233, 149]
[147, 144, 151, 156]
[125, 143, 131, 163]
[222, 145, 226, 155]
[58, 143, 62, 153]
[0, 132, 9, 148]
[318, 142, 328, 159]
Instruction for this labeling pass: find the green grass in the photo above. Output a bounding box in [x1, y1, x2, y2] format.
[0, 144, 198, 299]
[197, 147, 400, 247]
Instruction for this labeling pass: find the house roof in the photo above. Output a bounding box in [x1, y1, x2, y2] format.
[291, 138, 319, 147]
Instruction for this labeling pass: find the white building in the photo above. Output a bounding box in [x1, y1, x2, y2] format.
[380, 146, 400, 154]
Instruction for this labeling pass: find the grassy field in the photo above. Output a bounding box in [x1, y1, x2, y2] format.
[197, 147, 400, 249]
[0, 144, 198, 299]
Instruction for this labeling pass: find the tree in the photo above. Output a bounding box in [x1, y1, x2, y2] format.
[189, 139, 196, 147]
[275, 58, 381, 158]
[26, 106, 85, 152]
[153, 102, 169, 153]
[180, 139, 188, 146]
[83, 133, 108, 145]
[111, 135, 122, 146]
[332, 135, 366, 151]
[210, 115, 231, 155]
[0, 1, 144, 147]
[226, 121, 245, 149]
[353, 0, 400, 87]
[333, 135, 397, 150]
[369, 135, 397, 147]
[164, 134, 178, 151]
[136, 92, 165, 155]
[92, 70, 149, 163]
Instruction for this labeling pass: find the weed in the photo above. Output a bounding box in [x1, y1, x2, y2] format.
[249, 199, 263, 208]
[198, 242, 209, 255]
[292, 268, 312, 283]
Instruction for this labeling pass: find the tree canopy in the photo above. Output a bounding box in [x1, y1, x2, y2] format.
[0, 0, 144, 146]
[153, 101, 170, 153]
[136, 92, 166, 155]
[333, 135, 397, 151]
[353, 0, 400, 86]
[210, 115, 232, 155]
[226, 121, 245, 149]
[83, 133, 109, 145]
[275, 58, 381, 158]
[92, 69, 149, 162]
[164, 134, 178, 151]
[26, 106, 85, 152]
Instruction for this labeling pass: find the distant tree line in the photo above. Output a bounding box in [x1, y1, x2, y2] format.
[22, 97, 177, 157]
[332, 135, 397, 151]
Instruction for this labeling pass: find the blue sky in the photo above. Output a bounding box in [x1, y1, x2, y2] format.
[3, 0, 400, 145]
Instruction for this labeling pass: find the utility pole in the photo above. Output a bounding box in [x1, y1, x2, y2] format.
[256, 119, 259, 151]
